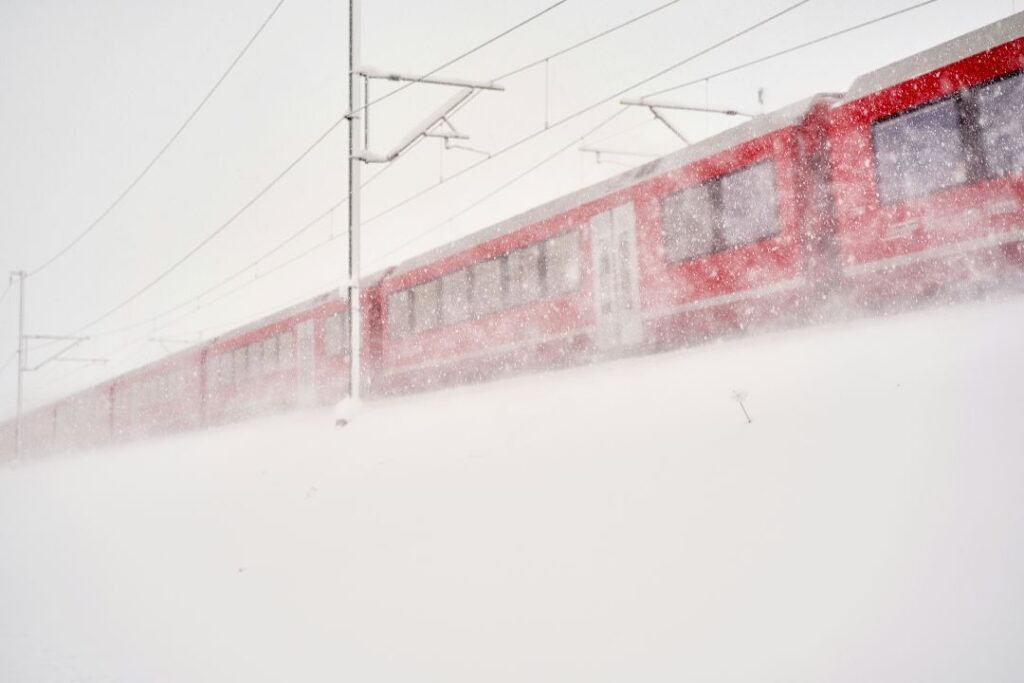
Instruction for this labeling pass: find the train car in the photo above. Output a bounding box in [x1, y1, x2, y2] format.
[375, 93, 839, 392]
[3, 14, 1024, 460]
[202, 291, 356, 424]
[110, 346, 205, 443]
[53, 382, 114, 454]
[631, 94, 839, 348]
[829, 13, 1024, 308]
[17, 404, 58, 457]
[377, 200, 594, 393]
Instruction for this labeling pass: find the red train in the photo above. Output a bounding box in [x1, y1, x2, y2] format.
[4, 14, 1023, 458]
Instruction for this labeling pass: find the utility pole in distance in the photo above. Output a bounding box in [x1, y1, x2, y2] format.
[346, 0, 363, 409]
[338, 0, 503, 425]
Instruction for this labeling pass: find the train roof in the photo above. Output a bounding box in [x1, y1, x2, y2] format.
[843, 11, 1024, 103]
[388, 94, 836, 279]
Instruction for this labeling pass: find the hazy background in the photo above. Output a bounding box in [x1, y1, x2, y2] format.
[0, 0, 1018, 416]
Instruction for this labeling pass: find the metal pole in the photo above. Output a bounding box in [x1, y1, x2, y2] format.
[347, 0, 362, 402]
[13, 271, 26, 458]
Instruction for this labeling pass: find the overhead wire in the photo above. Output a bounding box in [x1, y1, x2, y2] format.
[349, 0, 572, 117]
[117, 0, 810, 326]
[640, 0, 941, 99]
[58, 0, 573, 340]
[355, 0, 815, 239]
[36, 0, 936, 397]
[67, 0, 815, 355]
[86, 163, 394, 340]
[494, 0, 687, 81]
[30, 0, 289, 277]
[56, 0, 674, 346]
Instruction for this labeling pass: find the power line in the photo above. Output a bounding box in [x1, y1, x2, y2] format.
[357, 0, 814, 238]
[60, 0, 572, 339]
[87, 163, 394, 340]
[30, 0, 289, 277]
[0, 282, 12, 308]
[361, 0, 941, 264]
[351, 0, 572, 117]
[641, 0, 941, 99]
[8, 0, 945, 407]
[494, 0, 687, 81]
[62, 0, 683, 342]
[83, 0, 811, 350]
[101, 0, 814, 326]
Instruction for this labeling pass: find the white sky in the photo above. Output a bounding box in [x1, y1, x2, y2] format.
[0, 0, 1017, 416]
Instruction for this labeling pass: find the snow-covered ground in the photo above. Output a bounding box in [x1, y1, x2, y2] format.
[2, 297, 1023, 682]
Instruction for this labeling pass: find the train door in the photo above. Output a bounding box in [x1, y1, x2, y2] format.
[296, 319, 317, 404]
[590, 203, 643, 350]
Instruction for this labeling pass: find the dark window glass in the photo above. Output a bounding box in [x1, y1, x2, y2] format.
[472, 259, 504, 315]
[661, 183, 716, 262]
[262, 336, 278, 373]
[387, 290, 412, 339]
[720, 161, 780, 248]
[873, 98, 969, 204]
[411, 280, 441, 333]
[975, 72, 1024, 177]
[323, 313, 347, 356]
[233, 347, 247, 386]
[507, 244, 544, 305]
[441, 269, 471, 323]
[545, 230, 581, 296]
[278, 330, 295, 368]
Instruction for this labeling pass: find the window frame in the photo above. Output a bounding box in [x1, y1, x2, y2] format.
[470, 256, 507, 318]
[410, 279, 442, 334]
[322, 311, 348, 356]
[387, 289, 413, 340]
[660, 159, 781, 265]
[869, 68, 1024, 206]
[506, 242, 546, 308]
[440, 268, 473, 325]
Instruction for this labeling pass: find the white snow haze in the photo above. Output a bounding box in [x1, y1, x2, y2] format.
[2, 1, 1024, 681]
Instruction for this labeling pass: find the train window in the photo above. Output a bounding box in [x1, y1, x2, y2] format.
[249, 342, 264, 377]
[219, 353, 233, 389]
[441, 269, 472, 323]
[388, 290, 412, 338]
[233, 347, 247, 385]
[507, 244, 543, 306]
[412, 280, 441, 333]
[975, 72, 1024, 178]
[661, 183, 717, 262]
[323, 312, 347, 356]
[278, 330, 295, 368]
[873, 98, 969, 205]
[472, 258, 504, 315]
[263, 336, 278, 373]
[720, 161, 780, 248]
[545, 230, 581, 297]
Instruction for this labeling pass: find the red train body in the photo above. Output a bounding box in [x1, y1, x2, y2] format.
[3, 14, 1023, 459]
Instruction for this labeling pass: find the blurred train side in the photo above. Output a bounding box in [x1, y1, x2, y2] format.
[2, 13, 1023, 460]
[0, 292, 381, 458]
[829, 14, 1024, 306]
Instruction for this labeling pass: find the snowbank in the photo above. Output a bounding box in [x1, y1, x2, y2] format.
[1, 297, 1023, 682]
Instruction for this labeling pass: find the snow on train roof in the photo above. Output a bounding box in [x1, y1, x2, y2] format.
[843, 11, 1024, 103]
[386, 94, 833, 279]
